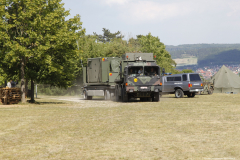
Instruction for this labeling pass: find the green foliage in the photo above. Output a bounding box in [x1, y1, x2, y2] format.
[0, 0, 85, 88]
[37, 84, 81, 96]
[128, 37, 141, 50]
[181, 69, 194, 73]
[137, 33, 176, 72]
[93, 28, 123, 43]
[78, 34, 139, 68]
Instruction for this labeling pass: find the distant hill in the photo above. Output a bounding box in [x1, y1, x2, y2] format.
[166, 44, 240, 67]
[198, 49, 240, 66]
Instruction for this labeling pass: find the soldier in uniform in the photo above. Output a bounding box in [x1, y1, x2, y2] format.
[129, 68, 135, 76]
[10, 80, 18, 88]
[138, 67, 143, 75]
[149, 68, 157, 76]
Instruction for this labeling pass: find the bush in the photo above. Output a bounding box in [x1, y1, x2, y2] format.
[37, 84, 82, 96]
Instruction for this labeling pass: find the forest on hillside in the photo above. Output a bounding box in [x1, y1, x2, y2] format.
[166, 44, 240, 67]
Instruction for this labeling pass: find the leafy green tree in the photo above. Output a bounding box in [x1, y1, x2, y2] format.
[0, 68, 7, 86]
[128, 37, 141, 51]
[93, 28, 123, 43]
[78, 35, 137, 67]
[0, 0, 85, 102]
[181, 69, 194, 73]
[137, 33, 176, 72]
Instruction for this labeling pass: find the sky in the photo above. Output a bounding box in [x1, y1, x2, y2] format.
[61, 0, 240, 46]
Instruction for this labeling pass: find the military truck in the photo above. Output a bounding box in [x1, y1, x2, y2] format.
[82, 53, 162, 102]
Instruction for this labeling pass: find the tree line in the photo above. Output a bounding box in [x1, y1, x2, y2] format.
[166, 44, 240, 61]
[0, 0, 178, 103]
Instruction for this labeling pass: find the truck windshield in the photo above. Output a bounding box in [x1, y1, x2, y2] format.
[144, 66, 159, 76]
[190, 74, 201, 81]
[128, 67, 144, 76]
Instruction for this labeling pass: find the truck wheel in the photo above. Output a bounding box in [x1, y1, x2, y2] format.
[83, 90, 92, 100]
[208, 88, 213, 95]
[140, 98, 148, 101]
[153, 92, 160, 102]
[104, 90, 110, 100]
[121, 88, 128, 102]
[87, 96, 92, 100]
[115, 86, 120, 102]
[83, 90, 87, 100]
[187, 93, 195, 98]
[175, 89, 183, 98]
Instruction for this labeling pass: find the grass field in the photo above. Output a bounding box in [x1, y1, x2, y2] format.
[0, 94, 240, 159]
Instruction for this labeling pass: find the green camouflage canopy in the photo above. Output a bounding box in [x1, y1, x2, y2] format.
[212, 65, 240, 93]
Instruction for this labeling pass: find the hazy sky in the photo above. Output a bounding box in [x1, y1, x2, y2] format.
[61, 0, 240, 45]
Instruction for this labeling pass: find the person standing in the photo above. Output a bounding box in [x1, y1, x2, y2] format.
[7, 80, 11, 88]
[10, 80, 18, 88]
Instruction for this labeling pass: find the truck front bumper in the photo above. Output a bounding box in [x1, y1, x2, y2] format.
[126, 86, 161, 92]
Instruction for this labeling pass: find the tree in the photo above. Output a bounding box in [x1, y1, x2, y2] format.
[128, 37, 141, 51]
[137, 33, 176, 72]
[93, 28, 123, 43]
[78, 34, 137, 67]
[0, 0, 85, 102]
[181, 69, 194, 73]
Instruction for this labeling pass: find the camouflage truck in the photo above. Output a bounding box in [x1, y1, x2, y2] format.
[82, 53, 162, 102]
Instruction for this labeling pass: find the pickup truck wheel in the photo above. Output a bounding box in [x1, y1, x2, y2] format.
[175, 89, 184, 98]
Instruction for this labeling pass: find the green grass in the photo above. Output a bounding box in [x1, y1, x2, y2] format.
[0, 94, 240, 159]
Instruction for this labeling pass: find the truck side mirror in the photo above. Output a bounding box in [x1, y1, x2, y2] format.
[124, 67, 128, 76]
[162, 68, 165, 74]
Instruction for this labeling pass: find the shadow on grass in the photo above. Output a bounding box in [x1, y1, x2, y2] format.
[161, 96, 200, 99]
[27, 100, 67, 105]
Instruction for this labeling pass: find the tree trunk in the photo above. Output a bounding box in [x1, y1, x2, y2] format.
[21, 56, 25, 103]
[25, 78, 28, 98]
[31, 78, 35, 102]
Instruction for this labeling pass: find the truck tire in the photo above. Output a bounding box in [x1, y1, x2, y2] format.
[83, 90, 92, 100]
[208, 88, 213, 95]
[153, 92, 160, 102]
[104, 90, 110, 100]
[115, 86, 120, 102]
[121, 88, 129, 102]
[175, 89, 184, 98]
[140, 98, 148, 101]
[187, 93, 195, 98]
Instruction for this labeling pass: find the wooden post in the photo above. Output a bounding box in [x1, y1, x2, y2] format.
[30, 78, 35, 102]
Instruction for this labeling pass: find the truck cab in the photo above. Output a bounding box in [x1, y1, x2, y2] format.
[115, 53, 162, 102]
